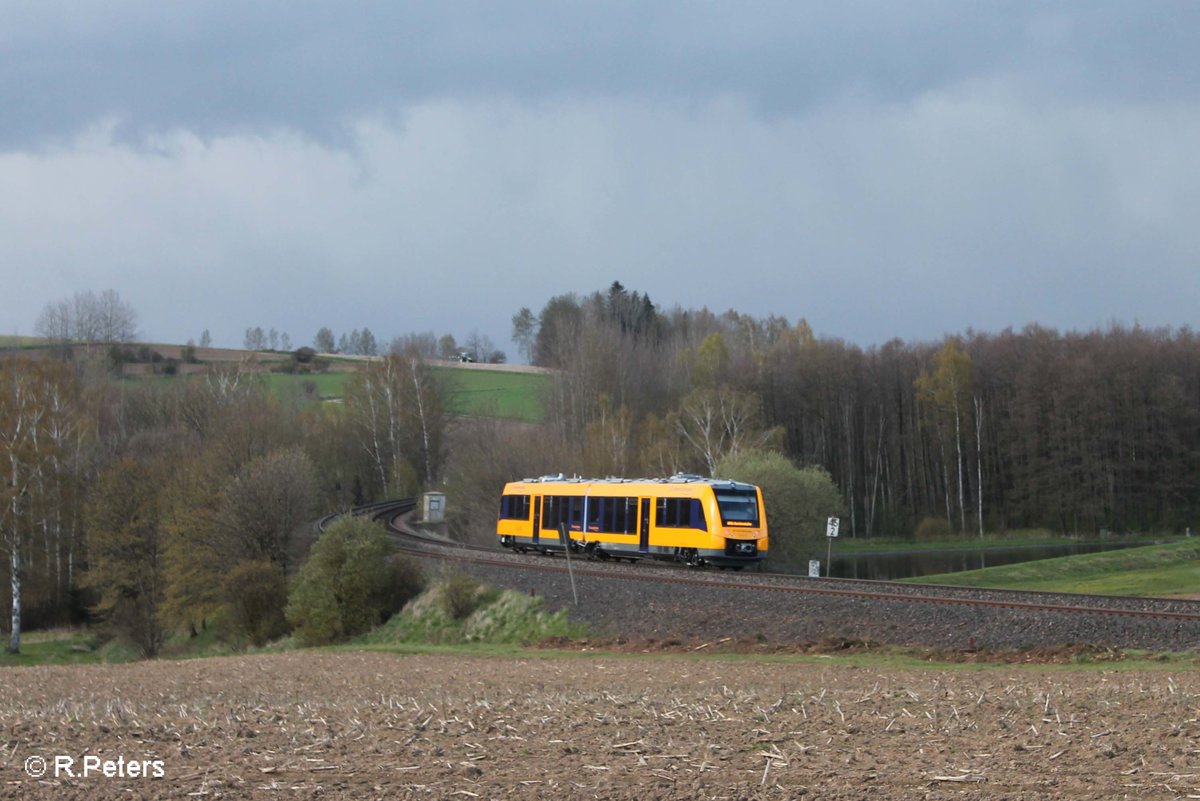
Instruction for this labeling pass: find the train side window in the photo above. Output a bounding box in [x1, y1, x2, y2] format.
[656, 497, 700, 529]
[608, 496, 635, 534]
[605, 499, 618, 533]
[544, 495, 565, 530]
[500, 494, 531, 520]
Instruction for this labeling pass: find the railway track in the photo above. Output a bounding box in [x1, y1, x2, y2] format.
[322, 498, 1200, 650]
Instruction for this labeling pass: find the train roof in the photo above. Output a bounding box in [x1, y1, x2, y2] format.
[505, 473, 758, 493]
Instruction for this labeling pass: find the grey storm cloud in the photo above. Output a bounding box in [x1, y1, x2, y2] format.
[6, 2, 1200, 146]
[2, 2, 1199, 352]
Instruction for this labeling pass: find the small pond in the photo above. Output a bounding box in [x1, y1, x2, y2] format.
[813, 540, 1166, 581]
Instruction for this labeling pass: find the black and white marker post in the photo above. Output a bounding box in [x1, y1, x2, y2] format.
[825, 516, 840, 578]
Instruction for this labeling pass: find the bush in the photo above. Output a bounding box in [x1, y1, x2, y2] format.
[285, 518, 423, 646]
[386, 556, 427, 614]
[440, 571, 484, 620]
[223, 560, 289, 647]
[914, 516, 952, 542]
[714, 449, 845, 570]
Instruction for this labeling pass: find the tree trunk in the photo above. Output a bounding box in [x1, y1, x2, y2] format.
[954, 401, 966, 534]
[974, 395, 984, 538]
[8, 545, 20, 654]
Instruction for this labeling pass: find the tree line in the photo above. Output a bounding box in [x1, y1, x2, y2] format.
[0, 345, 445, 655]
[512, 281, 1200, 541]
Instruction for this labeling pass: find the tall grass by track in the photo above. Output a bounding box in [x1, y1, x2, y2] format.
[906, 539, 1200, 596]
[360, 577, 584, 648]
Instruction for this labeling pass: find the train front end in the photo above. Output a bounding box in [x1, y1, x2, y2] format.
[698, 481, 768, 568]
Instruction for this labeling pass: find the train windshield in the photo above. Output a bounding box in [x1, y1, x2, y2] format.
[715, 488, 759, 526]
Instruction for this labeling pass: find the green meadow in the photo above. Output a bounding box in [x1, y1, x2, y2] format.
[0, 335, 45, 348]
[262, 365, 549, 422]
[433, 366, 549, 422]
[260, 371, 349, 401]
[905, 539, 1200, 597]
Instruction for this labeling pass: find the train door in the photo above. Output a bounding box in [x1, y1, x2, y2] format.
[532, 496, 541, 544]
[639, 497, 651, 553]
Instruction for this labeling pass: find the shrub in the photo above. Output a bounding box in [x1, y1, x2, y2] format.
[223, 560, 289, 647]
[440, 571, 483, 620]
[714, 449, 845, 570]
[914, 516, 952, 542]
[386, 556, 427, 613]
[285, 518, 422, 646]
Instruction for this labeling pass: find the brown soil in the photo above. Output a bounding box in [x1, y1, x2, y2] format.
[3, 650, 1199, 800]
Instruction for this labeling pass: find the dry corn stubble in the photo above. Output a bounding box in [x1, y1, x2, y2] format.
[1, 651, 1198, 800]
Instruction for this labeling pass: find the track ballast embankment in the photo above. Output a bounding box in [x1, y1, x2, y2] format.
[333, 499, 1200, 652]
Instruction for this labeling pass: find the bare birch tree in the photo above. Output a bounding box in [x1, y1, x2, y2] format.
[0, 362, 69, 653]
[674, 386, 782, 476]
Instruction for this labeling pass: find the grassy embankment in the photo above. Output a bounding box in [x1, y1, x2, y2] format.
[8, 566, 1200, 670]
[906, 538, 1200, 596]
[0, 575, 582, 668]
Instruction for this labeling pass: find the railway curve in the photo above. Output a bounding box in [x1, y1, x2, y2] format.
[321, 499, 1200, 652]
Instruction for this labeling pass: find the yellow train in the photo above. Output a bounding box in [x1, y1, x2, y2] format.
[497, 474, 768, 568]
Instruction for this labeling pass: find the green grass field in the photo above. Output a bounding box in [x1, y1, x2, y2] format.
[906, 539, 1200, 596]
[0, 335, 45, 349]
[260, 371, 349, 400]
[262, 366, 548, 421]
[433, 366, 549, 422]
[0, 629, 139, 667]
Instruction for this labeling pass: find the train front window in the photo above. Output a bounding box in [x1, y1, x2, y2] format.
[715, 489, 759, 526]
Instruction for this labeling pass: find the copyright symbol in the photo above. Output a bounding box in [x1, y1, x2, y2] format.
[24, 755, 47, 778]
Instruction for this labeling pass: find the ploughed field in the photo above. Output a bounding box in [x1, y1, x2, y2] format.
[4, 651, 1200, 800]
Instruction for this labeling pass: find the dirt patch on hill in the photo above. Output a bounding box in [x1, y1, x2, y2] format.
[4, 650, 1200, 800]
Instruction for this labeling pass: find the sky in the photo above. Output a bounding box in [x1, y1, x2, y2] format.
[3, 2, 1200, 357]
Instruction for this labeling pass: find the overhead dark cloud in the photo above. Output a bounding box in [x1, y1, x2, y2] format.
[6, 2, 1200, 146]
[3, 2, 1199, 353]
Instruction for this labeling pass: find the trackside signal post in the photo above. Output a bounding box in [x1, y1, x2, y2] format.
[825, 517, 840, 578]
